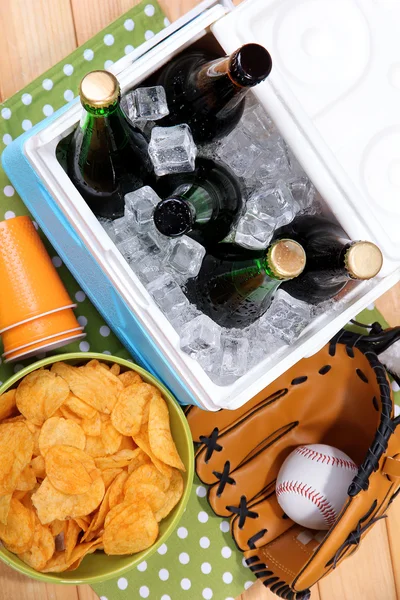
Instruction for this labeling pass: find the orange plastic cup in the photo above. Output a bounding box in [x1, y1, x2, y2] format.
[0, 216, 73, 331]
[4, 332, 87, 363]
[1, 307, 81, 354]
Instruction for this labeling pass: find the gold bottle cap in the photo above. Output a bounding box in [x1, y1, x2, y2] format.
[345, 241, 383, 280]
[268, 239, 306, 280]
[79, 70, 120, 109]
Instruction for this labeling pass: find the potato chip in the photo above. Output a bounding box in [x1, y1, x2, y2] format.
[118, 435, 137, 452]
[0, 389, 17, 421]
[118, 371, 143, 387]
[155, 469, 184, 522]
[148, 393, 185, 471]
[127, 448, 151, 475]
[65, 519, 81, 562]
[52, 361, 122, 414]
[16, 369, 69, 426]
[108, 471, 129, 510]
[16, 465, 37, 491]
[63, 393, 97, 420]
[110, 364, 120, 376]
[81, 485, 112, 543]
[18, 518, 55, 571]
[125, 483, 166, 513]
[58, 405, 82, 424]
[124, 464, 170, 493]
[74, 517, 90, 532]
[32, 476, 105, 524]
[0, 421, 34, 494]
[111, 383, 157, 437]
[101, 468, 123, 489]
[45, 445, 101, 495]
[24, 421, 41, 456]
[49, 519, 65, 537]
[85, 419, 122, 458]
[0, 494, 12, 525]
[103, 501, 158, 555]
[0, 360, 186, 574]
[38, 417, 86, 456]
[41, 538, 102, 573]
[65, 540, 103, 571]
[0, 498, 35, 554]
[30, 455, 46, 480]
[134, 425, 173, 480]
[81, 412, 101, 437]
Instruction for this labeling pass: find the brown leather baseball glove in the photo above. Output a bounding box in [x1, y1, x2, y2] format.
[186, 325, 400, 599]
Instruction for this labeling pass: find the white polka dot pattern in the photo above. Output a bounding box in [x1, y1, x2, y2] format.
[181, 578, 191, 590]
[117, 577, 128, 590]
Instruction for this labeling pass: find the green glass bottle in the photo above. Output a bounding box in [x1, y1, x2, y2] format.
[67, 70, 154, 220]
[185, 239, 306, 328]
[153, 157, 243, 249]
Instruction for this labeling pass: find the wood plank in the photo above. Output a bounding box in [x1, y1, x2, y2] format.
[0, 0, 77, 100]
[318, 520, 397, 600]
[70, 0, 201, 46]
[385, 496, 400, 597]
[376, 283, 400, 327]
[236, 580, 321, 599]
[0, 562, 80, 600]
[77, 585, 100, 600]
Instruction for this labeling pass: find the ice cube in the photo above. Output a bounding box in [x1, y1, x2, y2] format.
[164, 236, 205, 279]
[261, 290, 312, 343]
[180, 314, 221, 354]
[138, 223, 172, 255]
[113, 215, 137, 243]
[116, 236, 142, 264]
[251, 181, 299, 229]
[170, 303, 202, 335]
[124, 186, 161, 233]
[235, 212, 274, 249]
[148, 124, 197, 176]
[99, 218, 116, 242]
[217, 129, 263, 178]
[136, 256, 161, 285]
[288, 178, 316, 213]
[220, 335, 249, 376]
[285, 142, 306, 179]
[125, 86, 169, 121]
[241, 104, 275, 145]
[254, 134, 292, 183]
[147, 273, 188, 319]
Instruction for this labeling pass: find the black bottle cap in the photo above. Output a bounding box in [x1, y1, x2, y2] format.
[153, 197, 194, 237]
[229, 44, 273, 87]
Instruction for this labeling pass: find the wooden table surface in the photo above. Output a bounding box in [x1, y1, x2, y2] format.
[1, 0, 400, 599]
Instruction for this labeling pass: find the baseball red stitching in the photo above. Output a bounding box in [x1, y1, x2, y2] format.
[276, 481, 337, 527]
[295, 447, 357, 471]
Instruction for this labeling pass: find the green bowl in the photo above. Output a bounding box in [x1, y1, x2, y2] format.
[0, 352, 194, 584]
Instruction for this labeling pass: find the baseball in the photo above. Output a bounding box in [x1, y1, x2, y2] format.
[276, 444, 358, 530]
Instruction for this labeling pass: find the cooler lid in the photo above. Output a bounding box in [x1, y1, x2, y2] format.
[212, 0, 400, 267]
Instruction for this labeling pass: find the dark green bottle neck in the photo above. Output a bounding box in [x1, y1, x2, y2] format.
[79, 101, 131, 150]
[154, 183, 214, 237]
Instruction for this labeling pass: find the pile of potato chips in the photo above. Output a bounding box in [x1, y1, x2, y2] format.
[0, 360, 186, 573]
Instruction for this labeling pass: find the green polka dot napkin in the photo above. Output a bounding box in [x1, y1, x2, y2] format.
[0, 1, 399, 598]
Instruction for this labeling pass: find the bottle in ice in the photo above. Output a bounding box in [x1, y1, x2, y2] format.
[67, 70, 154, 220]
[275, 215, 383, 304]
[153, 157, 244, 248]
[157, 44, 272, 143]
[185, 239, 306, 328]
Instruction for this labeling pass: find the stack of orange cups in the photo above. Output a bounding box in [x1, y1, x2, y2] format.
[0, 216, 86, 362]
